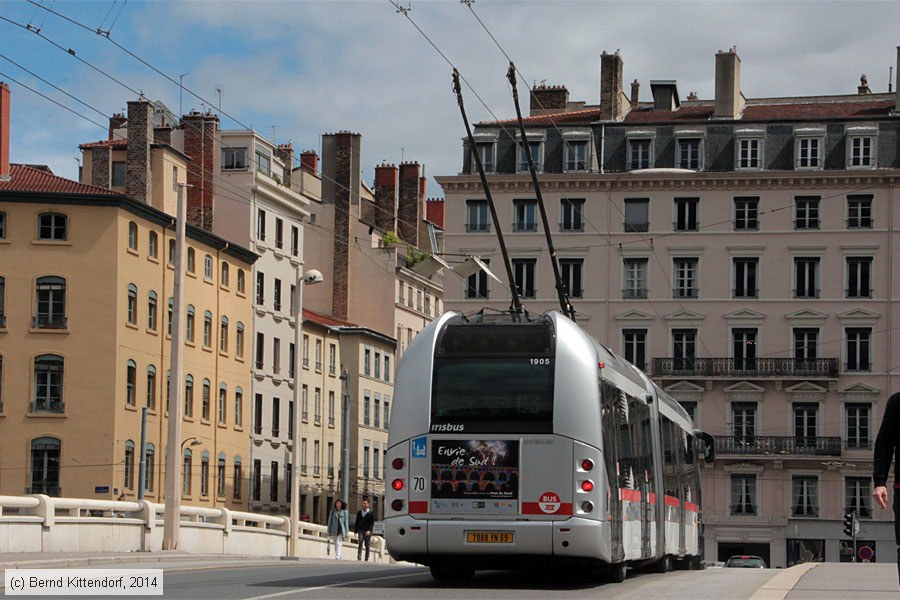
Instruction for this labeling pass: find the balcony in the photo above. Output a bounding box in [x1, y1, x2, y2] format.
[27, 485, 61, 496]
[31, 399, 64, 413]
[717, 435, 842, 457]
[653, 357, 839, 379]
[33, 315, 67, 329]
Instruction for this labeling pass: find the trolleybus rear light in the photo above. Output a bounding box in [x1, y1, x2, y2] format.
[392, 478, 405, 491]
[391, 499, 404, 511]
[581, 458, 594, 471]
[581, 480, 594, 492]
[392, 457, 405, 470]
[581, 501, 594, 513]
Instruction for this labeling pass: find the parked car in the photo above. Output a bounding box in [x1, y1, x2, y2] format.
[724, 555, 767, 568]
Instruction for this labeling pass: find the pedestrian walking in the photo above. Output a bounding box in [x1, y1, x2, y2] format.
[872, 391, 900, 586]
[355, 499, 375, 561]
[326, 499, 349, 560]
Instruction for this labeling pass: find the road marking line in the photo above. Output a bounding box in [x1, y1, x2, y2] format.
[243, 571, 424, 600]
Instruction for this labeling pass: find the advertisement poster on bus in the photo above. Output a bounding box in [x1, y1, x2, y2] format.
[431, 440, 519, 500]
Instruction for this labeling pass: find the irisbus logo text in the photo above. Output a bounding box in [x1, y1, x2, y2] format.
[430, 423, 464, 432]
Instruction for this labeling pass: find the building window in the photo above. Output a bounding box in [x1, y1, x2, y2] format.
[183, 449, 193, 496]
[313, 440, 320, 476]
[0, 211, 5, 238]
[517, 139, 543, 173]
[846, 403, 871, 450]
[33, 354, 64, 413]
[847, 257, 872, 298]
[167, 298, 173, 336]
[623, 329, 646, 370]
[384, 400, 390, 430]
[465, 200, 490, 232]
[234, 388, 243, 428]
[385, 356, 391, 383]
[148, 231, 158, 258]
[796, 136, 822, 169]
[127, 283, 138, 325]
[624, 198, 649, 232]
[34, 276, 66, 328]
[256, 272, 265, 306]
[364, 392, 371, 426]
[564, 139, 588, 172]
[513, 199, 538, 232]
[112, 161, 126, 186]
[291, 225, 299, 256]
[255, 332, 265, 370]
[327, 443, 335, 478]
[172, 165, 178, 192]
[848, 135, 874, 168]
[734, 196, 759, 230]
[272, 397, 280, 437]
[560, 258, 583, 298]
[474, 141, 495, 173]
[672, 329, 697, 372]
[847, 195, 873, 229]
[187, 248, 195, 273]
[254, 393, 264, 435]
[795, 196, 820, 229]
[314, 388, 321, 424]
[674, 197, 699, 231]
[732, 328, 757, 371]
[222, 147, 248, 170]
[30, 437, 61, 496]
[0, 277, 4, 328]
[302, 335, 309, 368]
[846, 328, 871, 372]
[302, 385, 308, 420]
[794, 328, 819, 366]
[146, 365, 156, 411]
[269, 460, 279, 501]
[374, 352, 381, 379]
[220, 263, 229, 288]
[274, 278, 282, 312]
[314, 339, 322, 371]
[233, 459, 242, 499]
[147, 291, 158, 330]
[628, 138, 652, 170]
[201, 379, 211, 421]
[364, 348, 371, 376]
[126, 359, 136, 406]
[184, 374, 194, 418]
[256, 151, 271, 177]
[128, 222, 138, 251]
[466, 258, 490, 299]
[217, 454, 226, 497]
[328, 391, 335, 426]
[236, 322, 244, 358]
[677, 138, 702, 170]
[736, 137, 762, 170]
[560, 198, 584, 232]
[846, 477, 872, 518]
[731, 402, 756, 442]
[673, 258, 698, 298]
[680, 401, 697, 424]
[623, 258, 648, 299]
[730, 474, 757, 515]
[512, 258, 537, 298]
[792, 476, 818, 517]
[204, 255, 213, 280]
[237, 270, 245, 294]
[733, 258, 758, 298]
[144, 444, 155, 492]
[274, 218, 283, 250]
[794, 402, 818, 447]
[201, 453, 210, 496]
[186, 305, 195, 343]
[794, 257, 820, 298]
[220, 317, 229, 353]
[256, 209, 266, 241]
[329, 344, 336, 376]
[168, 240, 176, 266]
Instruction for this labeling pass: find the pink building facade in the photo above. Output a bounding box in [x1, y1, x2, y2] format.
[438, 47, 900, 568]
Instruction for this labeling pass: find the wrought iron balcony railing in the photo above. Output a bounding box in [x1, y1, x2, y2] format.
[27, 485, 61, 496]
[717, 435, 842, 457]
[33, 315, 67, 329]
[653, 357, 839, 378]
[31, 399, 64, 413]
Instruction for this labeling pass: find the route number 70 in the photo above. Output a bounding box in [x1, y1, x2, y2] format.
[412, 476, 426, 491]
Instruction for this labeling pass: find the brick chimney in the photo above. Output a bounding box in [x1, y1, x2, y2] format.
[529, 84, 569, 115]
[0, 82, 10, 180]
[714, 48, 743, 119]
[322, 131, 361, 321]
[600, 51, 625, 121]
[373, 162, 398, 233]
[108, 113, 127, 141]
[426, 198, 445, 229]
[273, 143, 294, 189]
[126, 98, 153, 203]
[154, 126, 173, 145]
[300, 150, 318, 175]
[397, 162, 421, 247]
[90, 145, 111, 188]
[630, 79, 640, 106]
[181, 111, 219, 231]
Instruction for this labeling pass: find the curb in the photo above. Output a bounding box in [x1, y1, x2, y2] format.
[748, 562, 818, 600]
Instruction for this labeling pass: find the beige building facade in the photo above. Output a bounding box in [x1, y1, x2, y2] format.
[438, 47, 900, 567]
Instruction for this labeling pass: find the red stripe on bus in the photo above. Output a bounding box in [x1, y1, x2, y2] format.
[409, 501, 428, 514]
[648, 493, 656, 503]
[521, 502, 573, 515]
[620, 489, 641, 502]
[684, 502, 699, 513]
[664, 495, 681, 508]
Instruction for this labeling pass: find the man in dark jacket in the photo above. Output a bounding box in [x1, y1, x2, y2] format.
[873, 391, 900, 586]
[355, 499, 375, 561]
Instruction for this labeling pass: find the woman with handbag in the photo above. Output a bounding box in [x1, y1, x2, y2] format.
[326, 499, 349, 559]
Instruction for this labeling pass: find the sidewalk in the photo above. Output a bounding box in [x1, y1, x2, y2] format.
[752, 562, 898, 600]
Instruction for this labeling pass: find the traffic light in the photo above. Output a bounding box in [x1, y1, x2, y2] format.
[843, 510, 856, 538]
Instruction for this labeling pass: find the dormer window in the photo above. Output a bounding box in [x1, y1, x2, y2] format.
[626, 131, 655, 171]
[735, 129, 764, 171]
[562, 130, 592, 172]
[795, 128, 825, 170]
[847, 126, 877, 169]
[677, 139, 702, 169]
[516, 131, 545, 173]
[470, 131, 498, 174]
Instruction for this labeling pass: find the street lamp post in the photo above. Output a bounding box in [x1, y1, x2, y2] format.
[289, 267, 323, 557]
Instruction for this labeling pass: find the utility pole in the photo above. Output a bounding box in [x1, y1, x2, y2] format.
[340, 369, 351, 504]
[163, 183, 188, 550]
[137, 407, 148, 500]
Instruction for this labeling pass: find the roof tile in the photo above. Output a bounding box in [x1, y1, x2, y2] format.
[0, 164, 119, 195]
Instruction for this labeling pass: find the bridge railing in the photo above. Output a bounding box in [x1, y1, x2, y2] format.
[0, 495, 385, 561]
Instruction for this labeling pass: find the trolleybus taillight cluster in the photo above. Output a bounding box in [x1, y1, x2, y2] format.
[576, 454, 597, 514]
[389, 455, 407, 513]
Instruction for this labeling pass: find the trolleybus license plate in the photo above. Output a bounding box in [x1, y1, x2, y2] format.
[466, 531, 514, 544]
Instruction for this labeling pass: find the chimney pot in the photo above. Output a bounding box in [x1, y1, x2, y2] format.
[714, 48, 743, 119]
[600, 51, 625, 121]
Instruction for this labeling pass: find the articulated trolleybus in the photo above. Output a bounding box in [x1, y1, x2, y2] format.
[385, 310, 714, 582]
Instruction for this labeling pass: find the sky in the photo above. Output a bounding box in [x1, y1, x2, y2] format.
[1, 0, 899, 197]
